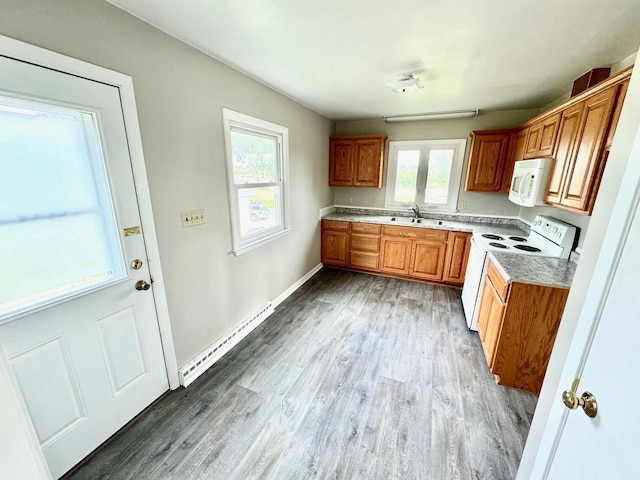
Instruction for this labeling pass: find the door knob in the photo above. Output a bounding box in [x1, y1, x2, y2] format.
[135, 280, 151, 291]
[562, 378, 598, 418]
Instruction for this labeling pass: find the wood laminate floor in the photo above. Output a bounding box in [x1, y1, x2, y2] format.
[68, 269, 537, 480]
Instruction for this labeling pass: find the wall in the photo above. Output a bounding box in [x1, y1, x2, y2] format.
[0, 0, 333, 367]
[334, 110, 539, 217]
[517, 47, 640, 478]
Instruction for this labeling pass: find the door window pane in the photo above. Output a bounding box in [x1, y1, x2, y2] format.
[237, 186, 282, 238]
[0, 98, 125, 317]
[393, 150, 420, 203]
[230, 130, 278, 184]
[424, 149, 454, 204]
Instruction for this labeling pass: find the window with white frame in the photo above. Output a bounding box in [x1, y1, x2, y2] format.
[384, 139, 467, 212]
[222, 109, 290, 255]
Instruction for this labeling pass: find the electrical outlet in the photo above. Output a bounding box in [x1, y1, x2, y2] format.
[181, 208, 206, 227]
[348, 196, 353, 204]
[371, 197, 377, 206]
[458, 201, 467, 211]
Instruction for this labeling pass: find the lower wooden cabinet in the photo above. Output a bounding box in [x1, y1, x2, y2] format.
[320, 220, 349, 266]
[442, 231, 471, 284]
[380, 236, 412, 275]
[476, 259, 569, 394]
[321, 221, 471, 286]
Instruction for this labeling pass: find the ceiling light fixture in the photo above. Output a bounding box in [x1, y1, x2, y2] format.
[383, 109, 479, 122]
[386, 74, 423, 93]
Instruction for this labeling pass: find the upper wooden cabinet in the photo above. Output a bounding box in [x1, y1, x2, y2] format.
[465, 66, 632, 214]
[465, 131, 511, 192]
[329, 135, 386, 187]
[523, 113, 561, 159]
[544, 83, 624, 214]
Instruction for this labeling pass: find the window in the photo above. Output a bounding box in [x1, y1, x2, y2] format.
[384, 139, 467, 212]
[0, 96, 126, 318]
[222, 109, 290, 255]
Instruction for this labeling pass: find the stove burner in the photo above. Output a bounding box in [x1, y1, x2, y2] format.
[509, 236, 527, 242]
[514, 244, 541, 252]
[482, 234, 504, 240]
[489, 242, 509, 249]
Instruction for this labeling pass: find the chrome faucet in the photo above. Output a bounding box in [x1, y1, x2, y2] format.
[409, 203, 420, 218]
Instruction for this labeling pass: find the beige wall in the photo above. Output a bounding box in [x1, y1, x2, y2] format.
[0, 0, 333, 367]
[334, 110, 539, 216]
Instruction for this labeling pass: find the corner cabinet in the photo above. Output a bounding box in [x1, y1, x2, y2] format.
[329, 135, 387, 187]
[320, 220, 349, 266]
[321, 220, 471, 286]
[464, 131, 512, 192]
[476, 260, 569, 394]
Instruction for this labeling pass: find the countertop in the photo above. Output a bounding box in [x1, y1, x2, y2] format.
[488, 251, 576, 289]
[322, 210, 577, 289]
[322, 212, 528, 237]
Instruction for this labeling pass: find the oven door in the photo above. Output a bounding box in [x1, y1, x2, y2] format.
[460, 236, 487, 331]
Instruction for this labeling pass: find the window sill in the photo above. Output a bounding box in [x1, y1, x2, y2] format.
[232, 227, 291, 256]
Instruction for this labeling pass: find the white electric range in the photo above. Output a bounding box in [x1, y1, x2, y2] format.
[461, 215, 577, 331]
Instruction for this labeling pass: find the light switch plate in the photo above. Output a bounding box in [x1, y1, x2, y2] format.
[181, 209, 205, 227]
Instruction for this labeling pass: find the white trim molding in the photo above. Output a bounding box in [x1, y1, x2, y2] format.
[179, 262, 323, 387]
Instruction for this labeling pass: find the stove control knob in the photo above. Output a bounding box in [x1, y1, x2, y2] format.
[553, 227, 558, 233]
[556, 232, 562, 238]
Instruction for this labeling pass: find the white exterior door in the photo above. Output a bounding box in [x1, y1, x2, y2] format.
[0, 53, 169, 477]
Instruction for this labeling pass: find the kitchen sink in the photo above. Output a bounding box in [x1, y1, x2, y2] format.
[388, 217, 444, 226]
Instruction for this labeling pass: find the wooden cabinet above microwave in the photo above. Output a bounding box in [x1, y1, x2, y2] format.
[464, 66, 632, 215]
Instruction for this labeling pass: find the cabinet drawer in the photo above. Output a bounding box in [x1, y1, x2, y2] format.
[350, 234, 380, 253]
[382, 225, 448, 242]
[350, 251, 379, 271]
[487, 260, 509, 301]
[322, 219, 349, 231]
[351, 222, 382, 235]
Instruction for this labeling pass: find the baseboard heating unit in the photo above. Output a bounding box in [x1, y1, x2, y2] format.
[178, 302, 274, 387]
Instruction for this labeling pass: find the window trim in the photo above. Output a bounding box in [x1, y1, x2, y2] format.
[384, 139, 467, 212]
[222, 108, 290, 255]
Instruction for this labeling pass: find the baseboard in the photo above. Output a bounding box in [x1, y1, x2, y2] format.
[178, 262, 324, 387]
[273, 262, 323, 308]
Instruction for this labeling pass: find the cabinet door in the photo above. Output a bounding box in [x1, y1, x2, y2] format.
[353, 137, 384, 187]
[524, 113, 560, 159]
[380, 237, 412, 275]
[442, 232, 471, 284]
[329, 139, 354, 186]
[476, 277, 506, 367]
[409, 240, 447, 281]
[545, 102, 584, 205]
[321, 230, 349, 266]
[501, 128, 528, 193]
[537, 113, 561, 157]
[606, 80, 630, 149]
[465, 131, 511, 192]
[560, 87, 616, 212]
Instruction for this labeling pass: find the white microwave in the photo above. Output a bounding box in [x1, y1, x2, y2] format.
[508, 158, 553, 207]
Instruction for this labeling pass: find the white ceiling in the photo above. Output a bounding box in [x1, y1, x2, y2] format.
[107, 0, 640, 120]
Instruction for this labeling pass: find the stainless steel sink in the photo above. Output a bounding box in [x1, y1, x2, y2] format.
[388, 217, 444, 226]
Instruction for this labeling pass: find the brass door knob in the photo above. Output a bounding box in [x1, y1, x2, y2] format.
[562, 378, 598, 418]
[135, 280, 151, 291]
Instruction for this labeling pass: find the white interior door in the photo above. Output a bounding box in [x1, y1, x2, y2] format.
[0, 55, 169, 478]
[533, 108, 640, 477]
